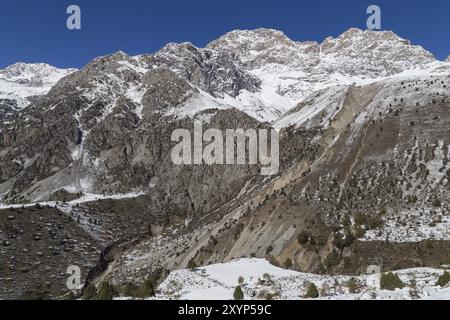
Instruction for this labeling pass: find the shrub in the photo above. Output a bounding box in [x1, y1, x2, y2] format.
[133, 278, 155, 298]
[238, 276, 244, 285]
[380, 273, 404, 290]
[353, 225, 365, 238]
[354, 212, 367, 226]
[233, 286, 244, 300]
[187, 259, 197, 271]
[95, 282, 116, 300]
[265, 245, 273, 255]
[265, 292, 274, 300]
[62, 291, 76, 300]
[82, 284, 96, 300]
[346, 277, 361, 294]
[121, 282, 138, 297]
[334, 233, 354, 249]
[316, 262, 326, 275]
[305, 283, 319, 298]
[436, 271, 450, 287]
[297, 231, 309, 245]
[325, 249, 340, 271]
[432, 197, 441, 208]
[283, 258, 293, 269]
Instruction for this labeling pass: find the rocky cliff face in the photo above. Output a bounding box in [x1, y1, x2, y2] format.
[0, 28, 449, 299]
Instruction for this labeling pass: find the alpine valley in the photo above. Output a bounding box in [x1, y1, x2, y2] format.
[1, 28, 449, 300]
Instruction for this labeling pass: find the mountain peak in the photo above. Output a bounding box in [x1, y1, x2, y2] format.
[207, 28, 296, 53]
[321, 28, 414, 49]
[320, 28, 435, 72]
[216, 28, 290, 40]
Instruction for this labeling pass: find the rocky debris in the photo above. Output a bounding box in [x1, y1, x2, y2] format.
[0, 206, 101, 299]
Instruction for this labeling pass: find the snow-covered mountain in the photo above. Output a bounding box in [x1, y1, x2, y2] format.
[0, 28, 447, 124]
[0, 62, 76, 110]
[205, 28, 449, 120]
[0, 28, 449, 300]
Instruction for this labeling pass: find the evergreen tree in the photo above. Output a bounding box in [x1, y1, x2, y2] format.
[283, 258, 293, 269]
[134, 277, 155, 298]
[436, 271, 450, 287]
[305, 283, 319, 298]
[95, 282, 116, 300]
[121, 282, 138, 297]
[233, 286, 244, 300]
[187, 259, 197, 271]
[82, 283, 96, 300]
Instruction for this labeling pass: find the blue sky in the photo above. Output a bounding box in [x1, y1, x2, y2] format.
[1, 0, 449, 69]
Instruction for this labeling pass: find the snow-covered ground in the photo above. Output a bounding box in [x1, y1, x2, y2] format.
[152, 258, 450, 300]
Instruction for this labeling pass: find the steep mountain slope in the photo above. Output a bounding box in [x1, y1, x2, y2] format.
[105, 73, 449, 287]
[0, 28, 449, 299]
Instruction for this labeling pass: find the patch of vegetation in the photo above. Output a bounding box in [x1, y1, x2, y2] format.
[316, 262, 326, 275]
[325, 249, 340, 271]
[82, 284, 96, 300]
[380, 272, 404, 291]
[436, 271, 450, 287]
[283, 258, 293, 269]
[133, 277, 156, 298]
[265, 292, 274, 300]
[346, 277, 362, 294]
[187, 259, 197, 270]
[297, 231, 310, 245]
[95, 282, 117, 300]
[61, 291, 76, 300]
[233, 286, 244, 300]
[334, 232, 355, 249]
[432, 197, 441, 208]
[121, 282, 138, 297]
